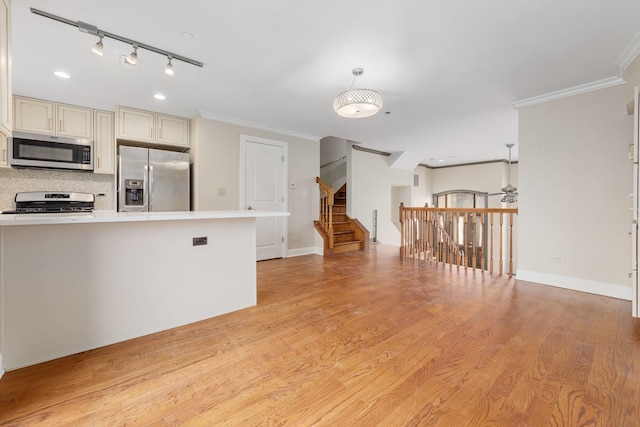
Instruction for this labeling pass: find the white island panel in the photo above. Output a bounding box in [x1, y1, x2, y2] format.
[2, 217, 257, 370]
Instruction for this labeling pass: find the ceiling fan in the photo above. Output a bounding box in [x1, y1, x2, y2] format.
[489, 143, 518, 203]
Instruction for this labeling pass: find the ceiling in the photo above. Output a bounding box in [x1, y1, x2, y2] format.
[10, 0, 640, 166]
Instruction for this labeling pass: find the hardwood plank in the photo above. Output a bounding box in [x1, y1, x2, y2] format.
[0, 244, 639, 426]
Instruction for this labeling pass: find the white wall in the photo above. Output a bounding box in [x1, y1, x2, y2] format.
[190, 115, 320, 254]
[432, 162, 515, 208]
[518, 84, 633, 299]
[349, 147, 429, 246]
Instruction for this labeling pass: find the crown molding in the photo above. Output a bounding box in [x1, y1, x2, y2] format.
[617, 28, 640, 78]
[197, 111, 321, 142]
[511, 76, 626, 109]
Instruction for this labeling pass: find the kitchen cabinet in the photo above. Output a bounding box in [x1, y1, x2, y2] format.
[0, 133, 8, 168]
[116, 106, 189, 148]
[57, 103, 92, 138]
[14, 96, 93, 138]
[0, 0, 11, 138]
[14, 97, 53, 135]
[94, 110, 115, 174]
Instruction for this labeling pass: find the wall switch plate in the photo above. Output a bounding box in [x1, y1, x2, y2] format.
[217, 188, 226, 196]
[193, 237, 208, 246]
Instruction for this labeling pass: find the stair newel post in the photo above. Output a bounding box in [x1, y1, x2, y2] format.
[454, 211, 459, 268]
[508, 211, 514, 278]
[480, 213, 485, 270]
[420, 208, 425, 261]
[499, 212, 504, 276]
[400, 203, 405, 257]
[328, 186, 334, 249]
[489, 212, 494, 275]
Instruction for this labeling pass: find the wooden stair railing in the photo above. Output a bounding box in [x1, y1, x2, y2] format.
[399, 203, 518, 277]
[316, 177, 335, 248]
[314, 177, 369, 256]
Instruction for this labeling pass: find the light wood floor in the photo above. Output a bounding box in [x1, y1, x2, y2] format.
[1, 244, 639, 426]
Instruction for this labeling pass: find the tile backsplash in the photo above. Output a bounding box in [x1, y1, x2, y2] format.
[0, 168, 115, 211]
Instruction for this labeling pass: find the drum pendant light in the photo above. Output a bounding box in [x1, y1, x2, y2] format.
[333, 68, 383, 118]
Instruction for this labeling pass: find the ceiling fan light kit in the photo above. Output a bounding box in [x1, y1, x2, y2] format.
[334, 68, 383, 118]
[501, 143, 518, 203]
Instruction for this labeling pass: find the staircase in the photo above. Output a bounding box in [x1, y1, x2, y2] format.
[314, 179, 369, 256]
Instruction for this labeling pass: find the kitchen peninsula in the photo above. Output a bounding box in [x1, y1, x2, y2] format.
[0, 210, 289, 371]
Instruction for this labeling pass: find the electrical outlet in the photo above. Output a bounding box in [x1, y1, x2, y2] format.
[193, 237, 208, 246]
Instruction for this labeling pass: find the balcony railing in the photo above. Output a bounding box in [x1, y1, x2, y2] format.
[399, 203, 518, 277]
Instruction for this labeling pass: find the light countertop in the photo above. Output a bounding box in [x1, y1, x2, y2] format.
[0, 210, 290, 226]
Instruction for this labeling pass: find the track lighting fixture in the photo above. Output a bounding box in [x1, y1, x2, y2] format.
[91, 33, 104, 56]
[32, 8, 203, 72]
[126, 44, 138, 65]
[165, 56, 174, 76]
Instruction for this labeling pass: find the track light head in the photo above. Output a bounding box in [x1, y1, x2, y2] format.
[165, 56, 174, 76]
[91, 34, 104, 56]
[125, 44, 138, 65]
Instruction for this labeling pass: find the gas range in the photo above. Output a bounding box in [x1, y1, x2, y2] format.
[2, 191, 95, 214]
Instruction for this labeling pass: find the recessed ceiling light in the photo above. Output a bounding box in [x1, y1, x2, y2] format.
[54, 71, 71, 79]
[154, 93, 166, 100]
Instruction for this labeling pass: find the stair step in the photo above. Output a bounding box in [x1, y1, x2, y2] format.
[333, 230, 356, 242]
[333, 221, 351, 231]
[332, 240, 364, 254]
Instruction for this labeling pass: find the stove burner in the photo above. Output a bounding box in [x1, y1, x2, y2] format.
[3, 191, 95, 214]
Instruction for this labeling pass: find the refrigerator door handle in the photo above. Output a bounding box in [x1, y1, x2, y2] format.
[144, 164, 150, 211]
[149, 164, 154, 211]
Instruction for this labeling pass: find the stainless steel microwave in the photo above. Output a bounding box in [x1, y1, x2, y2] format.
[9, 131, 94, 171]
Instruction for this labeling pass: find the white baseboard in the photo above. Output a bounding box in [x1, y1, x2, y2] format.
[516, 269, 632, 301]
[286, 246, 323, 257]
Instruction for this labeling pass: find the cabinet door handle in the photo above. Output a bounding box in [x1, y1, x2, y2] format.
[59, 120, 63, 132]
[48, 118, 52, 130]
[630, 142, 635, 160]
[630, 194, 635, 211]
[97, 157, 100, 168]
[2, 148, 5, 162]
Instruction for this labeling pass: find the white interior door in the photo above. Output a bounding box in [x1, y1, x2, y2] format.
[242, 136, 287, 261]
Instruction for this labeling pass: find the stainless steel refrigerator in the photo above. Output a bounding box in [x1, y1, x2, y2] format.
[118, 145, 190, 212]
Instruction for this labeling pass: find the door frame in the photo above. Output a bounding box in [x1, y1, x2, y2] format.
[239, 134, 288, 259]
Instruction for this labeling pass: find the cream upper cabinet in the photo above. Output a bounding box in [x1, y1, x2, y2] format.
[157, 114, 189, 147]
[116, 106, 189, 148]
[14, 97, 54, 135]
[0, 0, 12, 138]
[14, 96, 94, 139]
[0, 134, 8, 168]
[94, 110, 115, 174]
[57, 103, 92, 139]
[117, 107, 155, 142]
